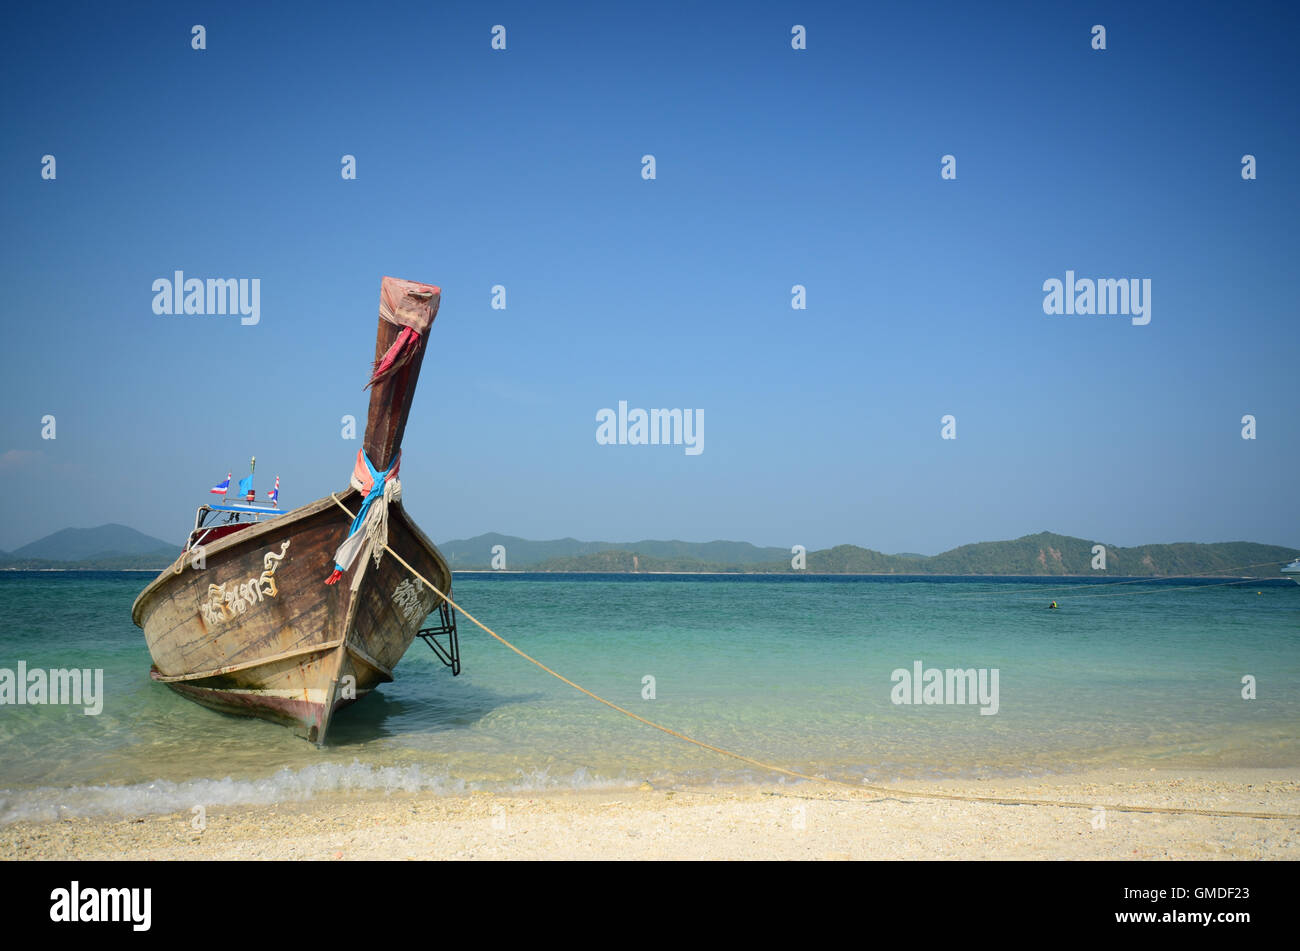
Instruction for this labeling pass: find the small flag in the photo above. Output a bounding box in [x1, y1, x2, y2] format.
[211, 472, 232, 495]
[238, 474, 255, 501]
[267, 475, 280, 505]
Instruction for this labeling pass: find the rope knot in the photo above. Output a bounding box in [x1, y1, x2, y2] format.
[325, 451, 402, 583]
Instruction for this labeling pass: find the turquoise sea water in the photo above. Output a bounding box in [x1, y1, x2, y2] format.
[0, 571, 1297, 823]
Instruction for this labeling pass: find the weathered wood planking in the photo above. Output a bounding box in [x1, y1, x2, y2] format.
[132, 276, 452, 744]
[133, 491, 452, 742]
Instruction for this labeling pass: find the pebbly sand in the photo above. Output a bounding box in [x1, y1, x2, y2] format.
[3, 767, 1298, 860]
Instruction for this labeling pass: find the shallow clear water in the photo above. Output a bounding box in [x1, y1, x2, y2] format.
[0, 571, 1296, 823]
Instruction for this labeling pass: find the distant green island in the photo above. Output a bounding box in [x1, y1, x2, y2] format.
[2, 525, 1296, 579]
[0, 524, 183, 570]
[437, 531, 1299, 578]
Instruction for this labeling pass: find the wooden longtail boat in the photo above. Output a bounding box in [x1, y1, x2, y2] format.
[132, 277, 460, 745]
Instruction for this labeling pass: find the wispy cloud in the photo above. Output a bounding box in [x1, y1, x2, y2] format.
[0, 449, 45, 472]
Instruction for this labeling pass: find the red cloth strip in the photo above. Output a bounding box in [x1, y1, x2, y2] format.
[366, 326, 421, 389]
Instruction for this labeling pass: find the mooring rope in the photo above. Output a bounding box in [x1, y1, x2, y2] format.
[329, 495, 1300, 822]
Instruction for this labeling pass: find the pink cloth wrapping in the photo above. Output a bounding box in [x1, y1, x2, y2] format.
[367, 277, 441, 388]
[378, 275, 440, 334]
[348, 447, 401, 496]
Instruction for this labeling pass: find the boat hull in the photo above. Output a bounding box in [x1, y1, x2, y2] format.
[132, 489, 451, 744]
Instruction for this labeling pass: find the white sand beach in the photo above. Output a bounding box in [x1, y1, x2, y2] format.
[5, 767, 1297, 861]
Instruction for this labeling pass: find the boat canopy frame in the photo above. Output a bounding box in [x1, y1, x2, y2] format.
[188, 501, 285, 551]
[194, 501, 284, 529]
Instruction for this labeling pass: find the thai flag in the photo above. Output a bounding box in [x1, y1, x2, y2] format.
[210, 473, 231, 495]
[267, 475, 280, 505]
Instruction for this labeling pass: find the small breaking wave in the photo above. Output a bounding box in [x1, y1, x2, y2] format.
[0, 760, 646, 825]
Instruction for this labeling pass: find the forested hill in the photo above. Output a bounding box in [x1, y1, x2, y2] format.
[526, 532, 1298, 577]
[3, 528, 1296, 577]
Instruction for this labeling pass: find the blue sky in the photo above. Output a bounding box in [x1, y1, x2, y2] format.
[1, 1, 1297, 555]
